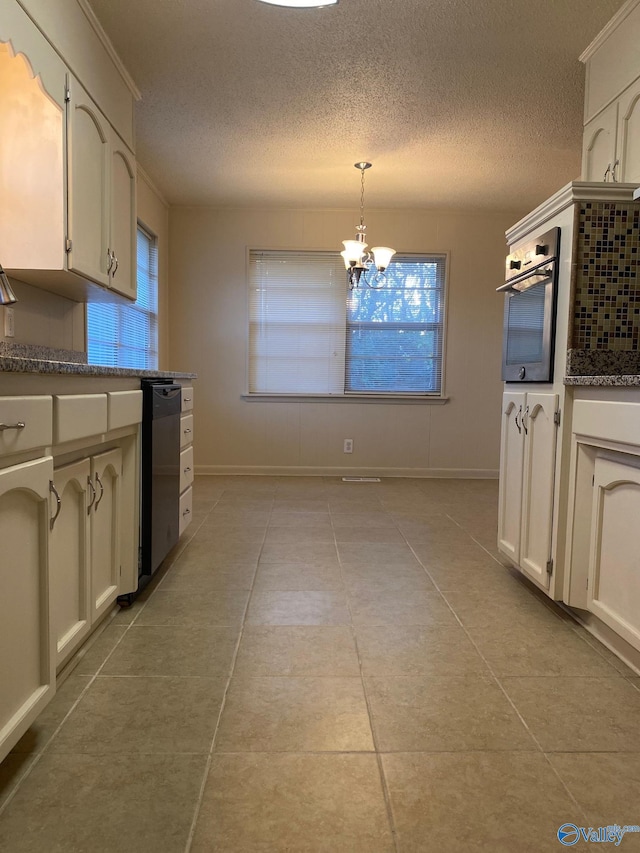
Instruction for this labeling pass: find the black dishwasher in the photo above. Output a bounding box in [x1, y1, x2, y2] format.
[140, 380, 181, 586]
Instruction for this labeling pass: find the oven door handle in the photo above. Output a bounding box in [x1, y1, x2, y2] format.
[497, 266, 554, 293]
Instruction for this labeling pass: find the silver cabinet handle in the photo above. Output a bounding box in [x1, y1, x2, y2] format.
[183, 397, 192, 403]
[49, 480, 62, 530]
[87, 475, 96, 513]
[111, 253, 119, 278]
[94, 473, 104, 511]
[106, 248, 113, 273]
[522, 405, 529, 435]
[183, 507, 191, 517]
[514, 406, 522, 434]
[0, 421, 25, 431]
[183, 428, 192, 434]
[612, 159, 620, 182]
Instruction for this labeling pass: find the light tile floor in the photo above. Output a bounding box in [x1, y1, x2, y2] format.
[1, 476, 640, 852]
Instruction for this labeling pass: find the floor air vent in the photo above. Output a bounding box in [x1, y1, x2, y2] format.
[341, 477, 381, 483]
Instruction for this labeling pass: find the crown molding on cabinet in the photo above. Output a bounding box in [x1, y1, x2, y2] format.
[506, 181, 640, 245]
[76, 0, 141, 100]
[579, 0, 640, 63]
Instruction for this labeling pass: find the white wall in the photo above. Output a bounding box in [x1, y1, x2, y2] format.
[0, 277, 84, 350]
[168, 206, 522, 477]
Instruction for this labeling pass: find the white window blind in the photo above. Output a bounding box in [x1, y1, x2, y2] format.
[87, 226, 158, 369]
[249, 251, 347, 394]
[248, 250, 447, 396]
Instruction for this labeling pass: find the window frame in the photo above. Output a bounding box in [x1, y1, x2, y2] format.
[244, 248, 450, 403]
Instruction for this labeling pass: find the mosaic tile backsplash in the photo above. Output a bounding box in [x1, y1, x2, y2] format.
[572, 201, 640, 351]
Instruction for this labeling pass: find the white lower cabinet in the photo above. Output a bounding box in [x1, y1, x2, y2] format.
[588, 453, 640, 650]
[49, 458, 91, 668]
[0, 456, 55, 762]
[498, 390, 559, 590]
[90, 448, 121, 622]
[179, 387, 194, 537]
[50, 448, 122, 670]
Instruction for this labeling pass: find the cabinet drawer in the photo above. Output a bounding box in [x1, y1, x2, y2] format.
[179, 486, 193, 536]
[180, 414, 194, 449]
[180, 446, 194, 493]
[54, 394, 107, 444]
[0, 396, 52, 455]
[107, 390, 142, 431]
[181, 386, 194, 412]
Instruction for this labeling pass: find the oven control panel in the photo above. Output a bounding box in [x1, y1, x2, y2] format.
[505, 227, 559, 285]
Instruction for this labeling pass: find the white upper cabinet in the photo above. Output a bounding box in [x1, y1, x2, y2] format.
[67, 76, 137, 300]
[67, 76, 111, 288]
[109, 130, 137, 300]
[580, 0, 640, 184]
[616, 79, 640, 183]
[582, 101, 618, 183]
[0, 0, 138, 302]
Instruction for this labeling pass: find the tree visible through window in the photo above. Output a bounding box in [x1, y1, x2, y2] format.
[248, 250, 446, 396]
[87, 226, 158, 369]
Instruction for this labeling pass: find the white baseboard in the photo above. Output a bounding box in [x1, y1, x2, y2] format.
[194, 465, 499, 479]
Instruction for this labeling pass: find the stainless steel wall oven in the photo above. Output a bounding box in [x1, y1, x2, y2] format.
[497, 227, 560, 382]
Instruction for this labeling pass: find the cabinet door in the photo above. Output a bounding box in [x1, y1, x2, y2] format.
[109, 130, 137, 300]
[617, 79, 640, 184]
[66, 76, 110, 287]
[0, 456, 55, 762]
[519, 393, 558, 589]
[582, 101, 618, 182]
[90, 448, 122, 622]
[588, 454, 640, 652]
[50, 458, 91, 669]
[497, 391, 525, 563]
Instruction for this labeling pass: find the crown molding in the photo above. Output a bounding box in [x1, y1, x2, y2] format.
[76, 0, 141, 100]
[137, 164, 169, 207]
[579, 0, 640, 63]
[506, 181, 640, 245]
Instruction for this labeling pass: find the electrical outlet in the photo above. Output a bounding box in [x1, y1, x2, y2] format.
[343, 438, 353, 454]
[3, 307, 14, 338]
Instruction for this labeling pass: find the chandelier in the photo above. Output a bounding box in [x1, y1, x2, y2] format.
[341, 162, 395, 289]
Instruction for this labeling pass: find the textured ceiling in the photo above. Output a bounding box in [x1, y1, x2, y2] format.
[87, 0, 624, 212]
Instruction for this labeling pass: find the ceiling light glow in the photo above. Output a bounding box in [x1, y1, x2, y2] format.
[256, 0, 338, 7]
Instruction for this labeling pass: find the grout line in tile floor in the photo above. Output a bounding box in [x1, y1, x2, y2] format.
[183, 492, 274, 853]
[330, 496, 401, 853]
[401, 529, 596, 825]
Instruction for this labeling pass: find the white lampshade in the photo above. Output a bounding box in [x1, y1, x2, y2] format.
[340, 250, 352, 270]
[371, 247, 396, 271]
[342, 240, 367, 264]
[256, 0, 338, 6]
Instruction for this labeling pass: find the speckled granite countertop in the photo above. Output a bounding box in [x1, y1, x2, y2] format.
[564, 375, 640, 386]
[0, 343, 196, 380]
[0, 356, 195, 379]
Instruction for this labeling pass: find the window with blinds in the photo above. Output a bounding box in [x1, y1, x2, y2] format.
[248, 250, 447, 396]
[87, 226, 159, 369]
